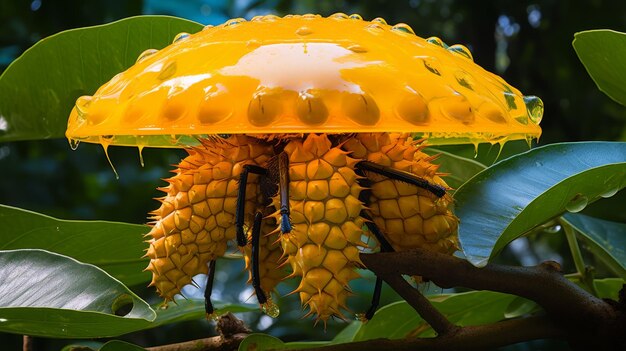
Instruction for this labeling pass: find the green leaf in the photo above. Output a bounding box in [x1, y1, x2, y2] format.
[352, 291, 519, 341]
[424, 148, 486, 191]
[151, 298, 258, 328]
[455, 142, 626, 267]
[503, 296, 539, 319]
[573, 30, 626, 106]
[562, 213, 626, 279]
[331, 322, 362, 344]
[99, 341, 146, 351]
[594, 278, 625, 301]
[0, 204, 150, 286]
[239, 334, 286, 351]
[0, 249, 155, 338]
[0, 15, 203, 142]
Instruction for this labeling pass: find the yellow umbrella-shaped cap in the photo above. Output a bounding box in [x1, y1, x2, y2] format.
[66, 14, 543, 148]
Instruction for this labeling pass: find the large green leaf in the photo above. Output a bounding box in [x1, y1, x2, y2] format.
[455, 142, 626, 267]
[0, 204, 150, 286]
[562, 213, 626, 279]
[0, 15, 203, 142]
[424, 148, 486, 191]
[352, 291, 518, 341]
[0, 249, 257, 338]
[573, 30, 626, 106]
[0, 249, 155, 338]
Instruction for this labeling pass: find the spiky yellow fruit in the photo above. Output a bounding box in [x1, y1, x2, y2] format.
[277, 134, 371, 322]
[342, 133, 459, 255]
[145, 136, 274, 301]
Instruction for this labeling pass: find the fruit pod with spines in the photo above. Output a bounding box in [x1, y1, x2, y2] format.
[276, 134, 371, 323]
[144, 135, 275, 302]
[243, 214, 288, 313]
[341, 132, 459, 256]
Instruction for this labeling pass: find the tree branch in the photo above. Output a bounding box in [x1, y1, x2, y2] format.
[377, 270, 457, 335]
[146, 313, 250, 351]
[283, 315, 563, 351]
[360, 249, 624, 348]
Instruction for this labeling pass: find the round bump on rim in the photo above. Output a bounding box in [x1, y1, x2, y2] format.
[248, 89, 283, 126]
[296, 91, 329, 126]
[342, 93, 380, 126]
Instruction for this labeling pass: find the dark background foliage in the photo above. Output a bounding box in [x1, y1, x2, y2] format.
[0, 1, 624, 350]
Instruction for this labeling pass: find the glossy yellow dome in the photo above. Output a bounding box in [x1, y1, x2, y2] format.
[66, 13, 543, 148]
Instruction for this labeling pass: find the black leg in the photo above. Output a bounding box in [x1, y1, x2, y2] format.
[250, 211, 268, 305]
[355, 161, 447, 198]
[204, 259, 216, 317]
[356, 170, 394, 321]
[278, 152, 292, 233]
[236, 164, 268, 247]
[365, 277, 383, 320]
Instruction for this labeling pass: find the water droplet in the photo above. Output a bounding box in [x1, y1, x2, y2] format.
[172, 32, 190, 43]
[426, 36, 448, 48]
[261, 298, 280, 318]
[565, 194, 588, 213]
[523, 95, 544, 124]
[202, 24, 214, 30]
[302, 14, 320, 19]
[600, 187, 620, 198]
[75, 95, 92, 119]
[349, 14, 363, 20]
[330, 12, 349, 19]
[69, 139, 80, 150]
[136, 49, 158, 63]
[261, 14, 279, 22]
[448, 44, 473, 60]
[371, 17, 387, 25]
[251, 15, 263, 22]
[225, 18, 246, 27]
[391, 23, 415, 35]
[366, 23, 385, 32]
[296, 26, 313, 36]
[158, 61, 177, 81]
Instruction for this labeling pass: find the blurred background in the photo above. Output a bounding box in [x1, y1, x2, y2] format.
[1, 0, 625, 350]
